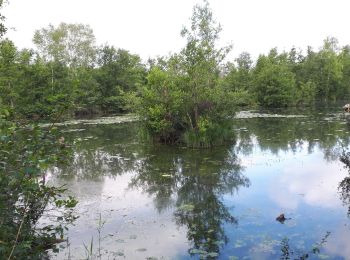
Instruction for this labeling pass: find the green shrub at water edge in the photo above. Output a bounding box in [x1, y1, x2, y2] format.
[0, 121, 77, 259]
[136, 1, 236, 148]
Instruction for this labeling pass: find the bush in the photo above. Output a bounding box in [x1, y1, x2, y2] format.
[0, 122, 77, 259]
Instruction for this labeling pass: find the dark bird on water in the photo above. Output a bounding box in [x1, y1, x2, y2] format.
[276, 213, 286, 223]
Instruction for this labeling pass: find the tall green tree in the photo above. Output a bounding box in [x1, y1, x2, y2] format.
[253, 49, 296, 107]
[138, 0, 235, 147]
[234, 52, 253, 90]
[32, 23, 98, 117]
[0, 39, 18, 110]
[33, 23, 96, 68]
[16, 59, 74, 118]
[95, 45, 146, 113]
[339, 45, 350, 99]
[221, 52, 254, 106]
[180, 0, 232, 129]
[300, 38, 343, 102]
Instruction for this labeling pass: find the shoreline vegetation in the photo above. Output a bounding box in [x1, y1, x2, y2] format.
[1, 2, 350, 145]
[1, 2, 350, 121]
[1, 0, 350, 259]
[1, 3, 350, 139]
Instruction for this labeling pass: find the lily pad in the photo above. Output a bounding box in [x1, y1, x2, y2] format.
[214, 240, 225, 246]
[234, 239, 246, 248]
[189, 248, 207, 254]
[207, 252, 219, 257]
[177, 204, 195, 212]
[113, 251, 124, 256]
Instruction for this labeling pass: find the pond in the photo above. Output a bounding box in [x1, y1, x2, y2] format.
[48, 109, 350, 259]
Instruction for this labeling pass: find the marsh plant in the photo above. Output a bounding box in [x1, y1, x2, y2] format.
[83, 213, 106, 260]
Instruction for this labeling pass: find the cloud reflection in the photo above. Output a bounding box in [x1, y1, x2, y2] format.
[269, 155, 347, 210]
[324, 225, 350, 259]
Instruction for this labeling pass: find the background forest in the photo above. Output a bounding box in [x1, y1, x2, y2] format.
[1, 19, 350, 121]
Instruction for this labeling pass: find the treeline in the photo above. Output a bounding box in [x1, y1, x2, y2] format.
[224, 37, 350, 107]
[2, 26, 350, 121]
[2, 33, 350, 122]
[0, 23, 146, 120]
[2, 1, 350, 146]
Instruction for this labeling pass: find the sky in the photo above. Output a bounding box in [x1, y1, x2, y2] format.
[2, 0, 350, 62]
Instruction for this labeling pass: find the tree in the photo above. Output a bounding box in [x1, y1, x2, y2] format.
[31, 23, 99, 117]
[234, 52, 253, 92]
[180, 0, 232, 129]
[73, 66, 100, 115]
[253, 49, 296, 107]
[15, 59, 74, 118]
[221, 52, 254, 106]
[138, 64, 186, 143]
[128, 146, 249, 258]
[95, 45, 146, 113]
[300, 38, 343, 102]
[0, 39, 18, 110]
[0, 123, 78, 259]
[33, 23, 96, 68]
[339, 45, 350, 100]
[138, 0, 236, 147]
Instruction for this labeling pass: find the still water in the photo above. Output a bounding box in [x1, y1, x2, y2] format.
[49, 110, 350, 259]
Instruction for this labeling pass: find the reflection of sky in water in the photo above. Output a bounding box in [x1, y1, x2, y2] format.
[50, 173, 189, 259]
[48, 114, 350, 259]
[222, 143, 349, 259]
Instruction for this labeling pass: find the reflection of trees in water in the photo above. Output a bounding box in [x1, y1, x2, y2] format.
[234, 117, 350, 161]
[175, 194, 235, 256]
[58, 126, 251, 257]
[129, 147, 250, 257]
[56, 124, 250, 257]
[339, 151, 350, 217]
[56, 123, 141, 179]
[57, 115, 350, 180]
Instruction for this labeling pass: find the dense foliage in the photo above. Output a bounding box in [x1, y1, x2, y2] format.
[137, 1, 237, 147]
[0, 24, 146, 120]
[0, 122, 78, 259]
[225, 38, 350, 107]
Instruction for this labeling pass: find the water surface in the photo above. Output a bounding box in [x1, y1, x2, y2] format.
[49, 110, 350, 259]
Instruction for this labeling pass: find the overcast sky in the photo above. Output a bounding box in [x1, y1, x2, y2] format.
[3, 0, 350, 62]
